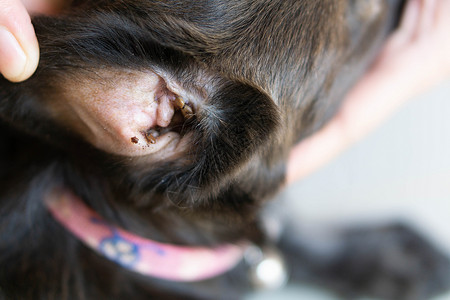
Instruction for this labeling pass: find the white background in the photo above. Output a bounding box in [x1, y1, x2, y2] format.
[246, 79, 450, 300]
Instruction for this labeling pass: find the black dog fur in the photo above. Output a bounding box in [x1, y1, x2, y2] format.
[1, 1, 449, 299]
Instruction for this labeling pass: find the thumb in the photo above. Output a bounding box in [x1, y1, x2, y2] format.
[0, 0, 39, 82]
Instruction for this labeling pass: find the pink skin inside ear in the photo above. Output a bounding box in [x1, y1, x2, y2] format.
[57, 70, 187, 157]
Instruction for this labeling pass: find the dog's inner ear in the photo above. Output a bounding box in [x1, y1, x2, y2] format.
[49, 69, 198, 158]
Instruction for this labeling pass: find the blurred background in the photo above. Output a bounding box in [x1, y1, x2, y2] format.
[246, 79, 450, 300]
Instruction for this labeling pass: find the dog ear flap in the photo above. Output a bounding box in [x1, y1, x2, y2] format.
[193, 80, 281, 193]
[0, 11, 282, 206]
[48, 68, 205, 157]
[127, 78, 281, 204]
[0, 13, 208, 154]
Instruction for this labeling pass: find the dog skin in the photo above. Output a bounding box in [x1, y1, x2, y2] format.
[1, 0, 449, 299]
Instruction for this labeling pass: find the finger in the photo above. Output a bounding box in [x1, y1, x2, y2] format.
[379, 0, 421, 56]
[435, 0, 450, 30]
[399, 0, 421, 33]
[0, 0, 39, 82]
[418, 0, 438, 35]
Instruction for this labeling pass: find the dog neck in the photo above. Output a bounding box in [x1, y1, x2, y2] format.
[44, 188, 245, 282]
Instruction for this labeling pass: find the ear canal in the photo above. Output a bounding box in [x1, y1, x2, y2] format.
[44, 68, 200, 157]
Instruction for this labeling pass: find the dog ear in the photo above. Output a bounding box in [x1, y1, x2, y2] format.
[124, 78, 281, 203]
[0, 12, 281, 205]
[0, 13, 203, 152]
[42, 67, 205, 157]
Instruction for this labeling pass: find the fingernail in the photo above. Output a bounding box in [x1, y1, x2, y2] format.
[0, 26, 27, 82]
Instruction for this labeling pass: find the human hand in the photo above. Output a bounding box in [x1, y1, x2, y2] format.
[0, 0, 64, 82]
[286, 0, 450, 185]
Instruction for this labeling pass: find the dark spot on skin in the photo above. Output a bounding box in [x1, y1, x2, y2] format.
[131, 136, 139, 144]
[144, 132, 157, 144]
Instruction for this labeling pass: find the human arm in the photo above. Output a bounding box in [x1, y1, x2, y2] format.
[286, 0, 450, 185]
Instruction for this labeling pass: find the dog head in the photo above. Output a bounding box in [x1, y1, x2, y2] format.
[0, 0, 402, 241]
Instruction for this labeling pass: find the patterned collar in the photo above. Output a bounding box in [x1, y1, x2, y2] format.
[45, 188, 245, 281]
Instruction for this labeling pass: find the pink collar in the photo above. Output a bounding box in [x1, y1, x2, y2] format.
[45, 188, 245, 282]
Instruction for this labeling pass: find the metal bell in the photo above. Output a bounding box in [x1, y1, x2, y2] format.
[245, 244, 289, 290]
